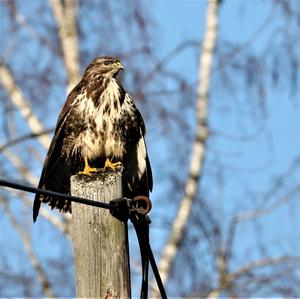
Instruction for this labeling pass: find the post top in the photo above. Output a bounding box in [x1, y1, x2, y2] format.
[71, 171, 122, 184]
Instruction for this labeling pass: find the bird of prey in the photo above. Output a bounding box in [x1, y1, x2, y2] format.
[33, 56, 152, 222]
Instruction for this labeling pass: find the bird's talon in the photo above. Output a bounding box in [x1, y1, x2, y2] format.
[78, 167, 99, 176]
[103, 159, 123, 172]
[78, 157, 99, 175]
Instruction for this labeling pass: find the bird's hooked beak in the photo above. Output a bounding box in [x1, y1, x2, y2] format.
[114, 61, 124, 70]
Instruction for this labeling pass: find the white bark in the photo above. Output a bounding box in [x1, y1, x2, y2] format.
[50, 0, 81, 91]
[153, 0, 220, 293]
[206, 289, 222, 299]
[22, 194, 67, 234]
[1, 148, 38, 186]
[0, 149, 68, 233]
[0, 64, 51, 149]
[2, 202, 55, 298]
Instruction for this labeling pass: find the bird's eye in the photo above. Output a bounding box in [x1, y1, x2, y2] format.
[104, 61, 111, 66]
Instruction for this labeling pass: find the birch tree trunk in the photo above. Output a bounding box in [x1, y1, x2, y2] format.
[50, 0, 81, 91]
[152, 0, 220, 295]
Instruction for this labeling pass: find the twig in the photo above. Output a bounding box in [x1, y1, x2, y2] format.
[225, 185, 300, 263]
[1, 148, 38, 186]
[0, 129, 54, 153]
[0, 179, 68, 234]
[22, 193, 68, 235]
[0, 63, 51, 149]
[1, 199, 56, 298]
[228, 256, 300, 281]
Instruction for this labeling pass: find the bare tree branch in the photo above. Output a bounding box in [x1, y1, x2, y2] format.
[2, 4, 59, 57]
[226, 184, 300, 261]
[1, 148, 38, 186]
[202, 256, 300, 298]
[1, 184, 68, 235]
[214, 4, 276, 72]
[236, 185, 300, 222]
[1, 198, 56, 298]
[205, 289, 222, 299]
[0, 129, 54, 154]
[229, 256, 300, 281]
[50, 0, 80, 91]
[0, 147, 70, 234]
[21, 194, 68, 235]
[0, 63, 51, 149]
[233, 266, 300, 296]
[153, 0, 220, 292]
[143, 40, 200, 83]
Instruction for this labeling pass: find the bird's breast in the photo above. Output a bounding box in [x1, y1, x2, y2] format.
[72, 81, 129, 160]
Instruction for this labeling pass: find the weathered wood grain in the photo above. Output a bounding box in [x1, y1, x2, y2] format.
[71, 173, 130, 298]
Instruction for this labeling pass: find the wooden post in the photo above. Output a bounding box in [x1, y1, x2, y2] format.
[70, 173, 131, 298]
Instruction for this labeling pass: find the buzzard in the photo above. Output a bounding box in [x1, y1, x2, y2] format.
[33, 56, 152, 222]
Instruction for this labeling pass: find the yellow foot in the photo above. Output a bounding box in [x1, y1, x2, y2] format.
[78, 157, 99, 176]
[78, 166, 99, 176]
[103, 158, 123, 171]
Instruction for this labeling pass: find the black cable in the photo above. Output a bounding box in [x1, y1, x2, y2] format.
[0, 178, 168, 298]
[147, 242, 168, 299]
[130, 213, 150, 298]
[0, 178, 115, 210]
[130, 213, 168, 299]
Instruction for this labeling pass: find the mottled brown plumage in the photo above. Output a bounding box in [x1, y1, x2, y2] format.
[33, 56, 152, 221]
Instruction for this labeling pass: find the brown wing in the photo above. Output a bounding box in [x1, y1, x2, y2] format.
[123, 130, 153, 199]
[120, 94, 153, 198]
[33, 83, 83, 222]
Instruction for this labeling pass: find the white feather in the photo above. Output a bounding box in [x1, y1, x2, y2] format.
[72, 79, 125, 160]
[136, 133, 147, 179]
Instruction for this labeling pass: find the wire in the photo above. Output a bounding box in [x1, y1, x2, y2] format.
[0, 177, 167, 298]
[130, 213, 168, 299]
[148, 243, 168, 298]
[0, 178, 115, 210]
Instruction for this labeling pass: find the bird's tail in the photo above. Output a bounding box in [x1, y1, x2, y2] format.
[33, 195, 41, 222]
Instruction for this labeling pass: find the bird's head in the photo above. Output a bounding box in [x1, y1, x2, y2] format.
[84, 56, 124, 79]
